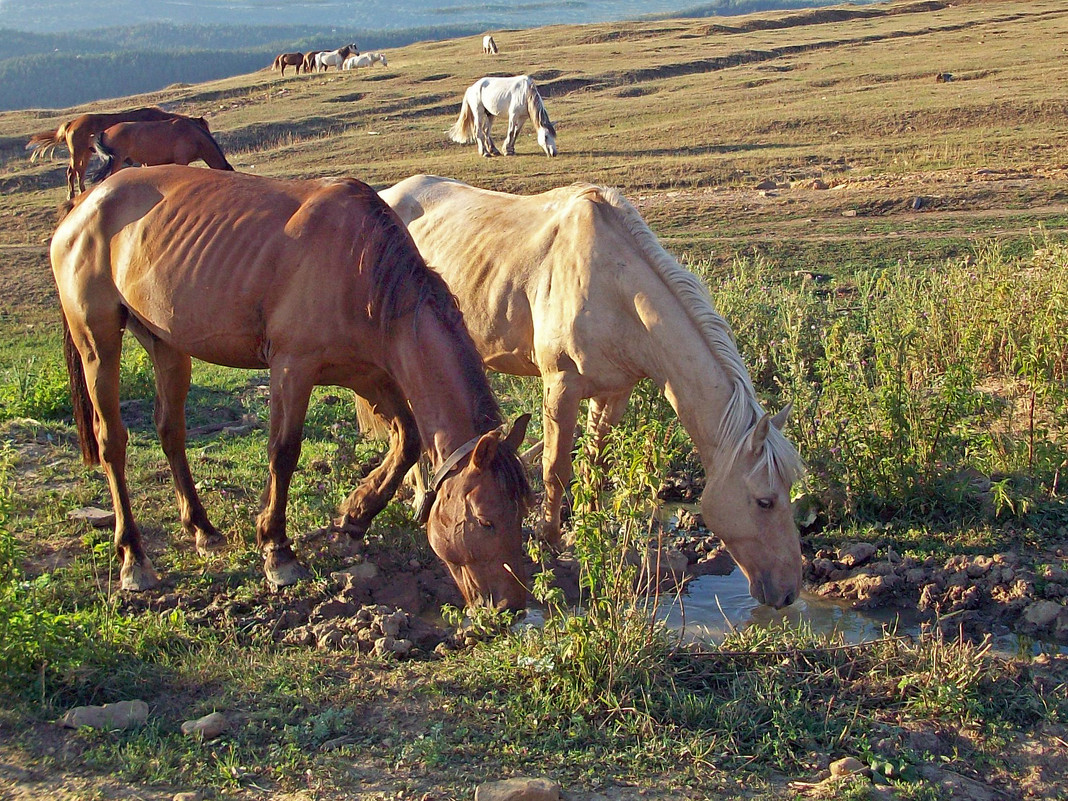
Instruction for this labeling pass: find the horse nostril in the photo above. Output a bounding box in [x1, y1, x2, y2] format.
[782, 589, 797, 607]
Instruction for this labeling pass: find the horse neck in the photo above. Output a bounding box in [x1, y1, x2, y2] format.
[199, 132, 231, 170]
[613, 253, 758, 474]
[385, 307, 497, 465]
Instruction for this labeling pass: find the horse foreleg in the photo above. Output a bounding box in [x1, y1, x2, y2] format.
[539, 371, 583, 550]
[74, 315, 160, 590]
[582, 388, 633, 487]
[504, 114, 525, 156]
[336, 385, 420, 538]
[258, 362, 314, 587]
[132, 325, 225, 556]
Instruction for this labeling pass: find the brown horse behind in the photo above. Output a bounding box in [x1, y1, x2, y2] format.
[92, 118, 234, 181]
[26, 107, 209, 200]
[51, 166, 531, 609]
[273, 51, 305, 76]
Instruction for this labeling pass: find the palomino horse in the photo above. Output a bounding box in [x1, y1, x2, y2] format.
[380, 175, 805, 609]
[316, 45, 358, 71]
[483, 35, 499, 54]
[51, 166, 533, 609]
[302, 50, 323, 73]
[449, 75, 557, 157]
[91, 118, 234, 181]
[25, 107, 208, 200]
[343, 52, 388, 69]
[273, 52, 305, 76]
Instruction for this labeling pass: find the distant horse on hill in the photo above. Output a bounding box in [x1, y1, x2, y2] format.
[343, 52, 388, 69]
[316, 45, 358, 71]
[449, 75, 557, 157]
[25, 107, 208, 199]
[302, 50, 323, 73]
[483, 35, 499, 54]
[273, 52, 305, 76]
[91, 118, 234, 181]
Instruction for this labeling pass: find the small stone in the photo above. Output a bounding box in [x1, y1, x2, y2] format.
[173, 793, 204, 801]
[181, 711, 229, 740]
[841, 209, 858, 217]
[1023, 600, 1063, 629]
[67, 507, 115, 528]
[374, 636, 396, 657]
[830, 757, 868, 777]
[839, 542, 877, 568]
[475, 777, 562, 801]
[755, 179, 777, 190]
[59, 699, 149, 730]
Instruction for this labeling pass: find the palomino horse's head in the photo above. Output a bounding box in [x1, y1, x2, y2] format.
[700, 405, 802, 609]
[425, 415, 533, 610]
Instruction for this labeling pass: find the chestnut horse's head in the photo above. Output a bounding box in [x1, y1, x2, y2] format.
[700, 405, 803, 610]
[425, 415, 532, 611]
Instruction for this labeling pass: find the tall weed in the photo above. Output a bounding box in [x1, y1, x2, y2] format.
[703, 234, 1068, 522]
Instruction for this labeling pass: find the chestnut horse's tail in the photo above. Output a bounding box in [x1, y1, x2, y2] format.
[61, 310, 100, 466]
[448, 94, 477, 144]
[26, 125, 65, 162]
[90, 134, 116, 183]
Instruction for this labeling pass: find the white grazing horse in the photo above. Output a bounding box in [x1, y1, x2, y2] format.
[483, 35, 499, 54]
[344, 52, 388, 69]
[316, 44, 358, 71]
[380, 175, 805, 609]
[448, 75, 557, 157]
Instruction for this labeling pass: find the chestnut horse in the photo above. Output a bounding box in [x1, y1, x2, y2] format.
[91, 118, 234, 181]
[273, 51, 305, 76]
[380, 175, 804, 609]
[51, 166, 532, 609]
[26, 106, 208, 200]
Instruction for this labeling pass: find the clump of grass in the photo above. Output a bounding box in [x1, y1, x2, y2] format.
[708, 233, 1068, 525]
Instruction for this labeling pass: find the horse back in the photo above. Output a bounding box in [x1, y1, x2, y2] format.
[383, 176, 617, 374]
[52, 168, 417, 368]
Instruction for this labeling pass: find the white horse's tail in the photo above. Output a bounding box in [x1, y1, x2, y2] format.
[448, 95, 477, 144]
[525, 82, 556, 138]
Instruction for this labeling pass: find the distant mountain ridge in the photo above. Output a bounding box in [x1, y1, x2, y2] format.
[0, 0, 875, 111]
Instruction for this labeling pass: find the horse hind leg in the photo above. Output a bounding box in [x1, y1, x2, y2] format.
[70, 309, 160, 590]
[129, 322, 225, 556]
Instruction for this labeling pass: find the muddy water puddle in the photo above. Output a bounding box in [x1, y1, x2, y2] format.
[658, 569, 917, 645]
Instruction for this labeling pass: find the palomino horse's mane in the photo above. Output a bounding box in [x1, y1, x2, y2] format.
[578, 183, 804, 487]
[356, 187, 532, 504]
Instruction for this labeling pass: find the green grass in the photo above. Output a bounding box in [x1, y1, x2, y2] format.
[1, 1, 1068, 798]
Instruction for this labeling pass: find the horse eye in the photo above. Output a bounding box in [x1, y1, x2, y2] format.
[476, 518, 494, 529]
[756, 497, 775, 510]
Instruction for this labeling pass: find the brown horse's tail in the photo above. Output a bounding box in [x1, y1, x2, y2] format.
[61, 310, 100, 466]
[90, 134, 116, 183]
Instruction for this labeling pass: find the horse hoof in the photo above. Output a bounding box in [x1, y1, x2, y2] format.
[195, 529, 227, 555]
[333, 516, 368, 541]
[120, 561, 161, 592]
[264, 546, 308, 587]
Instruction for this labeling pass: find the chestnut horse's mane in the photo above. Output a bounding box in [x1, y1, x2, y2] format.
[578, 183, 804, 487]
[357, 187, 532, 503]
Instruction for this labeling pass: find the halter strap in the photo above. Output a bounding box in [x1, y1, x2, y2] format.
[415, 430, 493, 525]
[430, 434, 484, 492]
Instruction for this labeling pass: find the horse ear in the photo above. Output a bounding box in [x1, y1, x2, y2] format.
[771, 402, 792, 431]
[471, 431, 501, 472]
[748, 413, 771, 454]
[504, 413, 531, 451]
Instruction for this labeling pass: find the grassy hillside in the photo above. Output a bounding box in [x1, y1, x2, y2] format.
[0, 1, 1066, 798]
